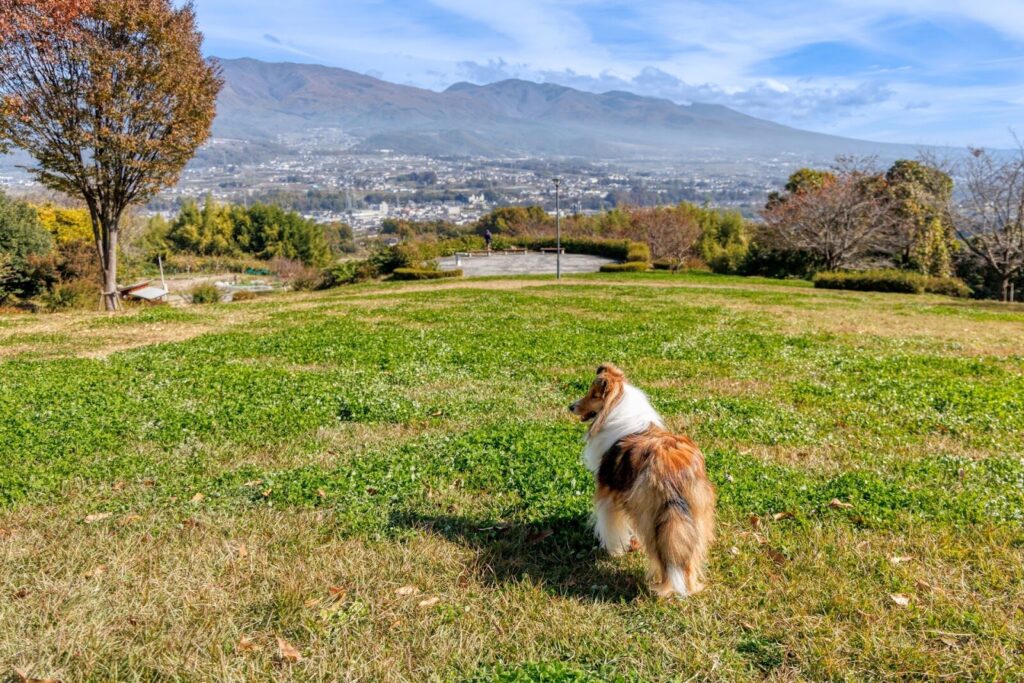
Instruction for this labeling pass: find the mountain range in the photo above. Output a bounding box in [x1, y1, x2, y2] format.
[213, 58, 919, 163]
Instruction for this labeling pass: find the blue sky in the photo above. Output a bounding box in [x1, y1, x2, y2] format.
[193, 0, 1024, 146]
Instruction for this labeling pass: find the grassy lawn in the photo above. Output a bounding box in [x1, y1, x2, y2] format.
[1, 272, 1023, 681]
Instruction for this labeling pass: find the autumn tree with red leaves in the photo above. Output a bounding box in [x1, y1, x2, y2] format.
[0, 0, 221, 309]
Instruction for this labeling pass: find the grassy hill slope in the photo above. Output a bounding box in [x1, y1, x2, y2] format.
[1, 273, 1022, 681]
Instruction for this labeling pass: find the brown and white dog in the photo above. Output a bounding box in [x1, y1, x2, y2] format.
[569, 364, 715, 598]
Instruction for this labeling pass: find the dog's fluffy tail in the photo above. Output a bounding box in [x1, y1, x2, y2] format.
[648, 461, 715, 598]
[664, 564, 689, 597]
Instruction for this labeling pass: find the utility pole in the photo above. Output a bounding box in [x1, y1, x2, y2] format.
[553, 177, 562, 280]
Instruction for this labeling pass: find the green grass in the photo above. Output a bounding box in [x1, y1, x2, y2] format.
[1, 273, 1022, 681]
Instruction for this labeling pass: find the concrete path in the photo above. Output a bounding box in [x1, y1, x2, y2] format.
[437, 252, 614, 276]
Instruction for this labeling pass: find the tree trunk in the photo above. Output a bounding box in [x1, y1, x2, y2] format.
[102, 224, 119, 311]
[1002, 277, 1011, 303]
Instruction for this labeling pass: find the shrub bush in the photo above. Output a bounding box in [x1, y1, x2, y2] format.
[286, 265, 325, 291]
[814, 270, 973, 297]
[230, 290, 266, 302]
[319, 260, 379, 288]
[740, 243, 820, 280]
[189, 282, 221, 304]
[625, 242, 651, 263]
[652, 259, 680, 271]
[813, 270, 925, 294]
[391, 268, 462, 280]
[924, 277, 972, 298]
[599, 261, 649, 273]
[0, 192, 55, 303]
[43, 280, 98, 310]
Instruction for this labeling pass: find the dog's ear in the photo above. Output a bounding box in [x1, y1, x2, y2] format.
[592, 374, 608, 396]
[596, 363, 624, 380]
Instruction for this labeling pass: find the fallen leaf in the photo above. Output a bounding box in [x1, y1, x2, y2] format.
[772, 511, 794, 521]
[13, 587, 29, 599]
[395, 585, 419, 596]
[939, 636, 958, 648]
[740, 621, 755, 630]
[182, 518, 201, 529]
[112, 480, 126, 491]
[417, 596, 440, 608]
[242, 479, 262, 487]
[190, 493, 205, 503]
[84, 512, 112, 524]
[14, 669, 61, 683]
[276, 637, 302, 662]
[366, 486, 378, 495]
[142, 479, 155, 487]
[828, 498, 854, 510]
[890, 593, 911, 606]
[118, 514, 142, 527]
[915, 578, 946, 595]
[237, 636, 260, 653]
[317, 488, 326, 498]
[328, 586, 347, 599]
[237, 543, 248, 559]
[526, 529, 553, 544]
[729, 546, 740, 556]
[83, 565, 106, 578]
[749, 515, 762, 530]
[889, 555, 913, 564]
[303, 597, 321, 608]
[765, 548, 787, 565]
[261, 488, 272, 498]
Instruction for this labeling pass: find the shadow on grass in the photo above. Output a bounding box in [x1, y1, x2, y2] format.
[392, 511, 644, 602]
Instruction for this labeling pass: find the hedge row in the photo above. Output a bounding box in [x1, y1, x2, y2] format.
[813, 269, 971, 297]
[391, 268, 463, 281]
[599, 261, 649, 273]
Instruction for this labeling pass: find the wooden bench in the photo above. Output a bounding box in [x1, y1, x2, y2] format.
[540, 247, 565, 254]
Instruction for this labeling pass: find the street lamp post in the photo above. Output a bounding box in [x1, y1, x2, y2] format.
[553, 177, 562, 280]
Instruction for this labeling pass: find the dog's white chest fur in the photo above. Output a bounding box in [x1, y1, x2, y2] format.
[582, 383, 664, 473]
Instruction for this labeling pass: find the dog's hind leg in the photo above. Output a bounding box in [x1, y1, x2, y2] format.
[593, 488, 632, 557]
[685, 560, 704, 595]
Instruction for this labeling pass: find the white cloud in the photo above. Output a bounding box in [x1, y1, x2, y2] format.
[192, 0, 1024, 145]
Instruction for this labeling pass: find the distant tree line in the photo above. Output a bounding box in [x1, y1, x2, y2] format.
[141, 197, 354, 267]
[759, 150, 1024, 301]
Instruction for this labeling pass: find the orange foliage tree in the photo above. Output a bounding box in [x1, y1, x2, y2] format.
[0, 0, 221, 309]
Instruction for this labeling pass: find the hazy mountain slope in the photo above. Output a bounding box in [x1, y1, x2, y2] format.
[212, 57, 915, 160]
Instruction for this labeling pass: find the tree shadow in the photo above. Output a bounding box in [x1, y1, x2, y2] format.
[391, 510, 645, 602]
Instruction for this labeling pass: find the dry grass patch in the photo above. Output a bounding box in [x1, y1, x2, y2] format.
[1, 504, 1020, 682]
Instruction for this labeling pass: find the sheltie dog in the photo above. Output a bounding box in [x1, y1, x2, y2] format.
[569, 364, 715, 598]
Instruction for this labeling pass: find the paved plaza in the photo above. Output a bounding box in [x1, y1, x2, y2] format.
[437, 251, 614, 276]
